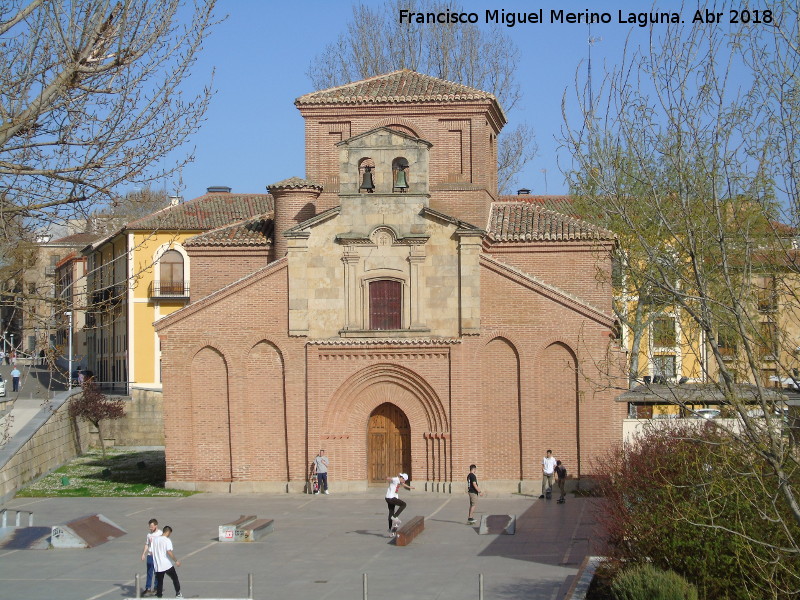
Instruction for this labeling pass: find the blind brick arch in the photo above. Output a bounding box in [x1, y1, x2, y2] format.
[539, 342, 579, 477]
[481, 337, 521, 480]
[240, 341, 288, 481]
[191, 346, 231, 482]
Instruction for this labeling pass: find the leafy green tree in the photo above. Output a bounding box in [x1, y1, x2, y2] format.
[595, 425, 800, 599]
[562, 0, 800, 551]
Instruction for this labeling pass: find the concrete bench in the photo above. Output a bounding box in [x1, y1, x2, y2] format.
[394, 515, 424, 546]
[219, 515, 255, 541]
[218, 515, 273, 542]
[241, 518, 273, 541]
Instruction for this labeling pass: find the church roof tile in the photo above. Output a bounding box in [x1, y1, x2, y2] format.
[184, 214, 274, 247]
[296, 69, 498, 106]
[488, 202, 615, 242]
[125, 192, 273, 231]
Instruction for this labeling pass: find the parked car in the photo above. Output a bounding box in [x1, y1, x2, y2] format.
[693, 408, 721, 419]
[0, 374, 5, 397]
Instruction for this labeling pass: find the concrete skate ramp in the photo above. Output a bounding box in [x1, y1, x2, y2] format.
[0, 526, 51, 549]
[52, 514, 126, 548]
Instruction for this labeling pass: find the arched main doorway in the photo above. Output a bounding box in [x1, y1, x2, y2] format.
[367, 403, 411, 483]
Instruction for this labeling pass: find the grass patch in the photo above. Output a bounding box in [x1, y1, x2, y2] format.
[16, 448, 198, 497]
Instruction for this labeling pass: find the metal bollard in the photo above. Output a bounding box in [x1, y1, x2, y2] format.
[363, 573, 368, 600]
[27, 511, 33, 526]
[135, 573, 141, 598]
[478, 573, 484, 600]
[248, 573, 253, 599]
[1, 509, 6, 528]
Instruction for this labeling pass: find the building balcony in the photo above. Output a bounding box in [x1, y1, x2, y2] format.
[149, 281, 189, 300]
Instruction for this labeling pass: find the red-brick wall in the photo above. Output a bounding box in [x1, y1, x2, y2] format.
[486, 241, 615, 312]
[160, 262, 304, 485]
[158, 253, 626, 489]
[476, 260, 627, 481]
[187, 246, 270, 302]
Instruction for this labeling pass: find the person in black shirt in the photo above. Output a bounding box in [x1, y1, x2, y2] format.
[467, 464, 484, 524]
[555, 460, 567, 503]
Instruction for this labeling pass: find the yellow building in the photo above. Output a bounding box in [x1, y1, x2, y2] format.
[620, 258, 800, 418]
[83, 187, 272, 395]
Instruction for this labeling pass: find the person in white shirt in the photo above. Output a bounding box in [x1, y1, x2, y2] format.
[140, 518, 162, 596]
[540, 449, 557, 498]
[384, 473, 414, 533]
[151, 526, 182, 598]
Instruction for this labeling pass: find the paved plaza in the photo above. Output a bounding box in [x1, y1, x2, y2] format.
[0, 491, 603, 600]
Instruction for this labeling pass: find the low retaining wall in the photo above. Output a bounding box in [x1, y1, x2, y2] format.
[0, 390, 91, 503]
[100, 388, 164, 447]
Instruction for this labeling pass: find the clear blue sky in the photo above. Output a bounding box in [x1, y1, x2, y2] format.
[164, 1, 736, 201]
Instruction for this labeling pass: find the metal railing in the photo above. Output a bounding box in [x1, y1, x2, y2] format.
[149, 281, 189, 298]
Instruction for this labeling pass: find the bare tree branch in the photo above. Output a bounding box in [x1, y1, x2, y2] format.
[307, 0, 535, 190]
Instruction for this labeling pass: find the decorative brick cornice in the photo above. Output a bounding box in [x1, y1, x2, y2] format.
[308, 338, 460, 346]
[316, 348, 450, 361]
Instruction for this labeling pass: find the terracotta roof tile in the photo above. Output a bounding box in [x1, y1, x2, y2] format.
[498, 194, 575, 214]
[268, 177, 322, 190]
[184, 214, 274, 247]
[296, 69, 498, 107]
[48, 232, 102, 245]
[488, 202, 615, 242]
[125, 193, 273, 231]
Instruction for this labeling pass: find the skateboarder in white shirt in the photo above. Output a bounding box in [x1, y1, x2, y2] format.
[385, 473, 414, 535]
[152, 526, 182, 598]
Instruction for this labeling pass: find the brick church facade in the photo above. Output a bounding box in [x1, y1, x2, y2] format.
[155, 70, 627, 493]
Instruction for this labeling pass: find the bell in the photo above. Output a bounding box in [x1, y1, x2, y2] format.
[360, 167, 374, 192]
[395, 168, 408, 190]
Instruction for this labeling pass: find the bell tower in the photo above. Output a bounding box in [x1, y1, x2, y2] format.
[296, 69, 506, 228]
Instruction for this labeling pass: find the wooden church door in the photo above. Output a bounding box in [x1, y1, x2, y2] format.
[368, 403, 411, 483]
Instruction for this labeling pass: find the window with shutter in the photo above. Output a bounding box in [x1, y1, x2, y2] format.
[369, 280, 402, 330]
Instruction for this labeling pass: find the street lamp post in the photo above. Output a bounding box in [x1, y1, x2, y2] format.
[64, 311, 73, 390]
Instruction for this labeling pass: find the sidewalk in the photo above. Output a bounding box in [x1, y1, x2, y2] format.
[0, 492, 605, 600]
[0, 362, 63, 440]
